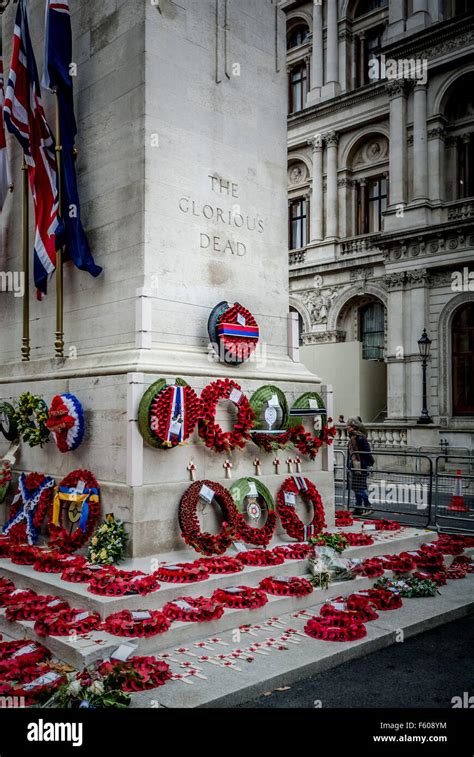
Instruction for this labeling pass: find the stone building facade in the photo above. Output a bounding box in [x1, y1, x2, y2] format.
[283, 0, 474, 451]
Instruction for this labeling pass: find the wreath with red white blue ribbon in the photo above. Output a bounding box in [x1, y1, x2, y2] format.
[46, 394, 85, 453]
[138, 378, 201, 450]
[209, 302, 260, 365]
[3, 473, 55, 546]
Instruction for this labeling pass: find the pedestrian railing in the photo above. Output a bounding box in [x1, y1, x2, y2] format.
[434, 456, 474, 535]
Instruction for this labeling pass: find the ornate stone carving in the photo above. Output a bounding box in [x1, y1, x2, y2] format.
[429, 270, 456, 288]
[349, 267, 375, 282]
[325, 131, 339, 147]
[447, 201, 474, 221]
[288, 162, 308, 186]
[308, 133, 324, 151]
[300, 289, 338, 325]
[353, 136, 389, 167]
[406, 269, 429, 287]
[289, 250, 306, 266]
[385, 272, 406, 289]
[427, 127, 446, 141]
[386, 80, 409, 98]
[337, 177, 352, 187]
[303, 330, 345, 345]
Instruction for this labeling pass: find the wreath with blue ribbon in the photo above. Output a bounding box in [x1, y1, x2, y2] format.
[3, 473, 55, 545]
[48, 470, 101, 553]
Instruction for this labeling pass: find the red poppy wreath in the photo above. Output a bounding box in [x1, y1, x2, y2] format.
[198, 379, 255, 453]
[138, 378, 201, 450]
[353, 588, 403, 611]
[196, 556, 243, 574]
[88, 570, 160, 597]
[5, 595, 70, 622]
[304, 614, 367, 642]
[154, 562, 209, 584]
[97, 656, 172, 692]
[320, 598, 379, 624]
[34, 608, 102, 637]
[162, 596, 224, 624]
[212, 586, 268, 610]
[236, 548, 284, 567]
[276, 476, 326, 542]
[103, 610, 170, 638]
[260, 575, 313, 597]
[179, 480, 237, 556]
[272, 543, 312, 561]
[0, 640, 52, 674]
[48, 469, 101, 553]
[209, 301, 260, 365]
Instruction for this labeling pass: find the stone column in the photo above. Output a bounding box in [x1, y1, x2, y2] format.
[325, 131, 339, 239]
[407, 0, 431, 30]
[405, 270, 431, 420]
[385, 273, 407, 420]
[308, 134, 324, 241]
[387, 81, 408, 207]
[412, 83, 429, 202]
[386, 0, 405, 38]
[428, 125, 446, 203]
[322, 0, 340, 99]
[307, 0, 323, 105]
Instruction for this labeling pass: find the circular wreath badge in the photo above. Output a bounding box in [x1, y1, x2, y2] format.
[138, 378, 201, 450]
[15, 393, 50, 448]
[46, 394, 85, 453]
[198, 379, 255, 453]
[179, 480, 237, 555]
[229, 477, 277, 547]
[48, 470, 100, 553]
[0, 402, 19, 442]
[208, 301, 260, 365]
[276, 476, 326, 542]
[3, 473, 55, 545]
[249, 385, 290, 451]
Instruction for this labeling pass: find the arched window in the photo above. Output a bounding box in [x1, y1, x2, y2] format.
[290, 307, 305, 346]
[452, 303, 474, 415]
[360, 302, 385, 359]
[287, 23, 309, 50]
[289, 62, 308, 113]
[444, 73, 474, 200]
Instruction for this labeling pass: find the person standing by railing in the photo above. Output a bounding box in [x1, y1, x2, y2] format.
[346, 418, 374, 516]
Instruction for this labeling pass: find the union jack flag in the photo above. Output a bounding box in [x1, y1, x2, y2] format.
[0, 38, 10, 211]
[3, 0, 59, 297]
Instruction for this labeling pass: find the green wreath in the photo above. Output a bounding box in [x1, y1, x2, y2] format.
[88, 514, 129, 565]
[229, 477, 277, 546]
[137, 377, 201, 450]
[288, 392, 327, 439]
[249, 385, 290, 451]
[0, 402, 19, 442]
[15, 393, 50, 448]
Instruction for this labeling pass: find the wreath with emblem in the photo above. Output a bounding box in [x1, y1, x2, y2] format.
[0, 402, 19, 442]
[3, 473, 55, 545]
[229, 477, 277, 547]
[48, 470, 100, 553]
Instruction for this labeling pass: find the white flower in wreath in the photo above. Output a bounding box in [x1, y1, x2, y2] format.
[67, 679, 82, 697]
[89, 680, 105, 696]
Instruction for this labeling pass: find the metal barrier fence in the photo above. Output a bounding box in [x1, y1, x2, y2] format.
[434, 456, 474, 535]
[334, 449, 474, 534]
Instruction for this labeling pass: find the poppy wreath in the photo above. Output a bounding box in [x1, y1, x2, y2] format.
[414, 570, 447, 587]
[33, 551, 87, 574]
[236, 549, 285, 567]
[352, 558, 385, 578]
[259, 575, 313, 597]
[452, 555, 474, 571]
[353, 588, 403, 611]
[304, 615, 367, 642]
[1, 665, 67, 706]
[103, 609, 170, 638]
[88, 570, 160, 597]
[0, 577, 15, 598]
[8, 544, 42, 565]
[209, 301, 260, 365]
[0, 587, 38, 608]
[15, 392, 50, 448]
[162, 596, 225, 624]
[212, 585, 268, 610]
[229, 478, 277, 547]
[0, 460, 12, 505]
[276, 476, 326, 542]
[0, 536, 11, 558]
[34, 608, 102, 638]
[0, 401, 19, 442]
[249, 385, 290, 451]
[272, 543, 312, 560]
[46, 394, 85, 453]
[3, 473, 55, 545]
[138, 378, 201, 450]
[379, 554, 415, 573]
[335, 510, 354, 527]
[154, 562, 209, 584]
[362, 519, 401, 532]
[97, 656, 172, 693]
[409, 551, 444, 570]
[444, 564, 468, 580]
[196, 556, 243, 574]
[0, 640, 51, 674]
[320, 598, 379, 623]
[5, 595, 70, 622]
[433, 536, 466, 556]
[288, 427, 323, 460]
[338, 531, 374, 547]
[198, 379, 255, 453]
[179, 480, 237, 556]
[48, 469, 101, 553]
[61, 565, 112, 584]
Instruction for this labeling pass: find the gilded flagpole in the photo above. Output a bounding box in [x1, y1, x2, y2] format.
[54, 93, 64, 358]
[21, 156, 30, 361]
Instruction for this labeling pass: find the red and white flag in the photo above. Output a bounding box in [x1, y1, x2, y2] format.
[3, 0, 59, 297]
[0, 39, 10, 211]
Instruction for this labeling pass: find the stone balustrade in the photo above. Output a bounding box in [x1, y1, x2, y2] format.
[340, 233, 382, 256]
[334, 424, 409, 449]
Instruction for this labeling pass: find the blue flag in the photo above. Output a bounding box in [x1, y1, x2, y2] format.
[43, 0, 102, 281]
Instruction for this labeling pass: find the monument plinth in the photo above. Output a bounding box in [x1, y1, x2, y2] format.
[0, 0, 334, 556]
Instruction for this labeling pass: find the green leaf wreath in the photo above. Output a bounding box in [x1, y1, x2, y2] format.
[87, 514, 128, 565]
[15, 392, 50, 448]
[310, 532, 348, 553]
[43, 668, 130, 709]
[375, 575, 439, 598]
